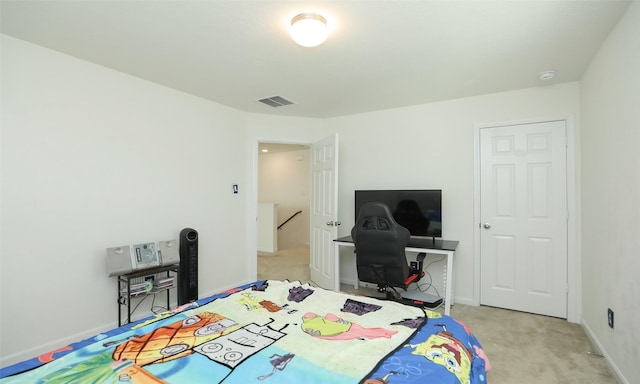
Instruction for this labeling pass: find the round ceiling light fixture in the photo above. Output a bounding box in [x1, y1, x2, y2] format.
[290, 13, 328, 47]
[538, 70, 556, 81]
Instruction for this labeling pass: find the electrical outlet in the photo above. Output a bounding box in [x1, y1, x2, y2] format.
[607, 308, 614, 329]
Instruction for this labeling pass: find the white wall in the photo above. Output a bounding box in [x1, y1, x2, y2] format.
[329, 83, 581, 306]
[258, 148, 311, 249]
[580, 2, 640, 382]
[257, 203, 278, 252]
[0, 36, 327, 367]
[3, 5, 638, 380]
[0, 35, 254, 366]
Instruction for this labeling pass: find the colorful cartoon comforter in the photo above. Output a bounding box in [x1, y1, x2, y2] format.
[0, 280, 489, 383]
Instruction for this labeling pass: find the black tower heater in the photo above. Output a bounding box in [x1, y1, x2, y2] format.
[178, 227, 198, 305]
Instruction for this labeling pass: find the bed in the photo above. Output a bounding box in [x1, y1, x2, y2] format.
[0, 280, 490, 383]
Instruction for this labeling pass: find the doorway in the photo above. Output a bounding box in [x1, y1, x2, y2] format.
[254, 134, 340, 290]
[476, 119, 570, 318]
[256, 142, 311, 282]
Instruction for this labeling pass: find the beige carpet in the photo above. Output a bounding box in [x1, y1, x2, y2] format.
[258, 245, 618, 384]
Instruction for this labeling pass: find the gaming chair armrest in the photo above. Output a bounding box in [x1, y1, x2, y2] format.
[404, 253, 427, 285]
[404, 273, 421, 285]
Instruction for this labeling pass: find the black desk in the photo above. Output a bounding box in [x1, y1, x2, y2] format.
[334, 235, 458, 251]
[334, 235, 458, 315]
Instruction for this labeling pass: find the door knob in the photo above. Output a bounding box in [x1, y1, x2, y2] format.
[483, 223, 492, 229]
[326, 221, 334, 226]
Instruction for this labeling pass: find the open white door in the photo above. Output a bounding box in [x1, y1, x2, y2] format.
[309, 134, 339, 289]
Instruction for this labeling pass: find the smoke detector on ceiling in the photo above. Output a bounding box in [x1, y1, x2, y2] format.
[538, 70, 556, 81]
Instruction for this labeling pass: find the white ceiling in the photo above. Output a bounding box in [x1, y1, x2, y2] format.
[1, 0, 631, 119]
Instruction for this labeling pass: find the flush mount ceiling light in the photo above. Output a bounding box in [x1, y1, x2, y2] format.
[290, 13, 328, 47]
[538, 70, 556, 81]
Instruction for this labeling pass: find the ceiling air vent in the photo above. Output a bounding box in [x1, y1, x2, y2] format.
[258, 96, 294, 108]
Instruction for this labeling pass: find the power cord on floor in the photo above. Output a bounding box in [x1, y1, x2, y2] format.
[150, 294, 168, 315]
[127, 294, 149, 323]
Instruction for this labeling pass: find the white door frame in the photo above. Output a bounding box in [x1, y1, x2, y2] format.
[473, 115, 580, 323]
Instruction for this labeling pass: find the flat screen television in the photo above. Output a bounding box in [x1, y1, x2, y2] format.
[355, 189, 442, 238]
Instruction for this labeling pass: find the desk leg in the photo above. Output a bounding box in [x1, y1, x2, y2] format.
[444, 251, 454, 316]
[350, 246, 358, 290]
[333, 242, 341, 291]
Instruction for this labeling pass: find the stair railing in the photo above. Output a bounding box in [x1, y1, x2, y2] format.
[278, 210, 303, 230]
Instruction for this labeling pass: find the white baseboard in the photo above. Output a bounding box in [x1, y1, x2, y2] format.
[199, 279, 255, 300]
[339, 278, 377, 290]
[1, 280, 252, 371]
[452, 297, 475, 306]
[581, 319, 628, 384]
[0, 300, 182, 370]
[0, 321, 117, 369]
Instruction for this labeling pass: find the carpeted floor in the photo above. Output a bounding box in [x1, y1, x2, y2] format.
[258, 245, 618, 384]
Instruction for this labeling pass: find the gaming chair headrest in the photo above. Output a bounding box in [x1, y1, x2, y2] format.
[352, 202, 409, 240]
[356, 202, 393, 229]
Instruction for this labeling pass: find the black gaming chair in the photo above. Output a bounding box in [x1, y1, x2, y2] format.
[351, 202, 426, 299]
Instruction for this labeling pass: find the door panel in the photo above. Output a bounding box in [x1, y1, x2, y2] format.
[480, 121, 567, 318]
[494, 235, 516, 290]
